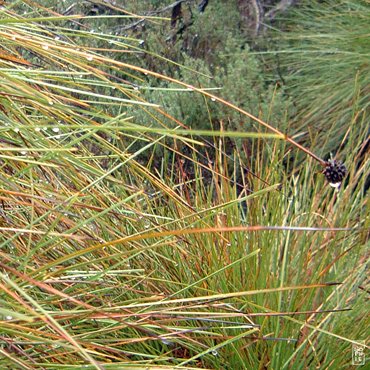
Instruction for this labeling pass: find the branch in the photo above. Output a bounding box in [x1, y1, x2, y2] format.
[115, 0, 193, 33]
[265, 0, 300, 21]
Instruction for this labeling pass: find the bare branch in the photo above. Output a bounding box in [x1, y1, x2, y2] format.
[265, 0, 300, 21]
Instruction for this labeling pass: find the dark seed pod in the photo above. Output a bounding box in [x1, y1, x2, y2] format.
[323, 159, 347, 186]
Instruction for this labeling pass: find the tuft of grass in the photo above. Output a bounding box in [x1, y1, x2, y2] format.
[0, 4, 368, 370]
[263, 0, 369, 157]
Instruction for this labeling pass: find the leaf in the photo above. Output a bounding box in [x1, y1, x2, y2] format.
[0, 49, 32, 66]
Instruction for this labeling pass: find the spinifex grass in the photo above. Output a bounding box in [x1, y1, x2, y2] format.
[0, 5, 368, 370]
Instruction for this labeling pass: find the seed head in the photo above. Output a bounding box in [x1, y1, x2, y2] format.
[323, 159, 347, 187]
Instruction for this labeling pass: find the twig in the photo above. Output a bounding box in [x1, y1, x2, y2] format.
[114, 0, 193, 33]
[265, 0, 300, 21]
[252, 0, 264, 35]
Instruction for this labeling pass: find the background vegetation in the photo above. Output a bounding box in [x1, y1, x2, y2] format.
[0, 1, 368, 369]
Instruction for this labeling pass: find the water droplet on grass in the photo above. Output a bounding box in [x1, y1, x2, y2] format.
[42, 44, 49, 50]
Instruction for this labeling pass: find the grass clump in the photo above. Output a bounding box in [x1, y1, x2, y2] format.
[0, 2, 368, 369]
[264, 0, 369, 157]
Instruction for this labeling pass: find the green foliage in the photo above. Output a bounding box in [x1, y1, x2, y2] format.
[139, 37, 289, 131]
[142, 2, 290, 131]
[0, 2, 368, 370]
[265, 0, 369, 157]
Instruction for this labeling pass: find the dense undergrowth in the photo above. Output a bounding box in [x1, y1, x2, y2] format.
[0, 1, 368, 369]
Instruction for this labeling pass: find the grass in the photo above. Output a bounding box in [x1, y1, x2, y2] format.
[262, 0, 370, 157]
[0, 4, 369, 369]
